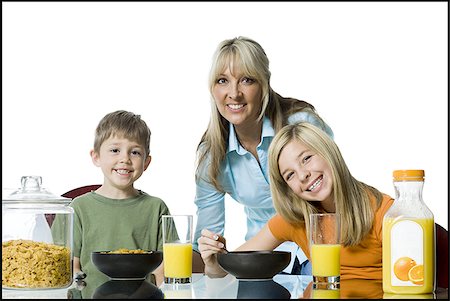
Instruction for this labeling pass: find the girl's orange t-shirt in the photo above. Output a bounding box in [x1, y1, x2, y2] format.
[268, 193, 394, 280]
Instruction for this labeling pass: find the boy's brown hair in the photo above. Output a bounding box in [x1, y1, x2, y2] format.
[93, 110, 151, 156]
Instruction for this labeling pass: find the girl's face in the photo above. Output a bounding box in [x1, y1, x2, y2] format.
[278, 139, 334, 207]
[91, 135, 151, 191]
[212, 65, 262, 129]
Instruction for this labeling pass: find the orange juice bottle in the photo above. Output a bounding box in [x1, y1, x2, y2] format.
[382, 170, 435, 294]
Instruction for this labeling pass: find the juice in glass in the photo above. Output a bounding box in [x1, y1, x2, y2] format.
[310, 213, 341, 284]
[311, 244, 341, 277]
[163, 242, 193, 278]
[382, 217, 434, 294]
[162, 214, 193, 284]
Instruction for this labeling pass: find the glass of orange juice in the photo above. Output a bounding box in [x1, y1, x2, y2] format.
[162, 215, 193, 284]
[310, 213, 341, 284]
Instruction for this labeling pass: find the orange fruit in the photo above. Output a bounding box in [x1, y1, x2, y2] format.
[393, 257, 416, 281]
[408, 264, 424, 285]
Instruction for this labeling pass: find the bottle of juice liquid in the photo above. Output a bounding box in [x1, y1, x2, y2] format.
[382, 170, 435, 294]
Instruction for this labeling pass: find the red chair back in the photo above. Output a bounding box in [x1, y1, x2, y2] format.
[62, 184, 101, 199]
[45, 184, 101, 227]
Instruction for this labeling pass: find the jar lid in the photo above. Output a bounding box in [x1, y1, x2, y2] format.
[393, 170, 425, 181]
[3, 175, 71, 204]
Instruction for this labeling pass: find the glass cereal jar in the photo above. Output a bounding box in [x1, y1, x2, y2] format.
[2, 176, 74, 289]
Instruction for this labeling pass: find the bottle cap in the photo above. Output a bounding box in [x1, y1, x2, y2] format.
[393, 170, 425, 181]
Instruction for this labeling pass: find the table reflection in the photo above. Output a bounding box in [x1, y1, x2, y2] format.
[302, 278, 384, 299]
[237, 279, 291, 299]
[92, 280, 164, 299]
[67, 278, 163, 299]
[301, 278, 439, 299]
[311, 282, 341, 299]
[383, 292, 435, 299]
[3, 273, 446, 299]
[340, 278, 383, 299]
[162, 283, 194, 299]
[312, 288, 341, 299]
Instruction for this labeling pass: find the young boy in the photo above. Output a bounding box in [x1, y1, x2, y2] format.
[54, 110, 172, 293]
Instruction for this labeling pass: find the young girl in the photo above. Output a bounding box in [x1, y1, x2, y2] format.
[197, 122, 394, 281]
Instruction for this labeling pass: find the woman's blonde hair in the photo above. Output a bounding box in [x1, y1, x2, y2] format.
[196, 36, 325, 191]
[93, 110, 151, 156]
[268, 123, 382, 246]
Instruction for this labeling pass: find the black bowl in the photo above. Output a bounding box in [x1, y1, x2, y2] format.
[91, 251, 163, 280]
[217, 251, 291, 280]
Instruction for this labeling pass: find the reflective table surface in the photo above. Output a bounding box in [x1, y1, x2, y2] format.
[2, 273, 448, 299]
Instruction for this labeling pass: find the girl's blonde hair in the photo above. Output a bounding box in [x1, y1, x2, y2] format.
[94, 110, 151, 156]
[196, 36, 325, 191]
[268, 123, 382, 246]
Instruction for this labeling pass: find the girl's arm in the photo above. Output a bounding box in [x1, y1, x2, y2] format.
[235, 224, 283, 251]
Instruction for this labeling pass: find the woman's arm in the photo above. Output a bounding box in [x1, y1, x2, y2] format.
[73, 256, 81, 273]
[152, 262, 164, 287]
[193, 171, 226, 251]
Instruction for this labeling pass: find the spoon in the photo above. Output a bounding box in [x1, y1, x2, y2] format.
[214, 235, 229, 253]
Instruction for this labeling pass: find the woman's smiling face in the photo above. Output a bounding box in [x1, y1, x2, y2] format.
[278, 139, 334, 206]
[212, 64, 262, 129]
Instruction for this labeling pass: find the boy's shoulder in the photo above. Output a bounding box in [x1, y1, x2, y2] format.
[70, 191, 94, 201]
[69, 192, 95, 206]
[137, 191, 168, 206]
[69, 191, 169, 210]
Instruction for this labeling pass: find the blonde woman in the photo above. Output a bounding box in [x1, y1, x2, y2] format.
[194, 36, 334, 275]
[198, 123, 394, 281]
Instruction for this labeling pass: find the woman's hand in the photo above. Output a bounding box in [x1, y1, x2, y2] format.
[197, 225, 282, 278]
[197, 229, 228, 278]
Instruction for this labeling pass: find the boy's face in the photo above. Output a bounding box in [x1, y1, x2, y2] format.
[91, 135, 151, 191]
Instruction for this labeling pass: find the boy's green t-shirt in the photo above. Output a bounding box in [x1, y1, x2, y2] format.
[53, 190, 171, 297]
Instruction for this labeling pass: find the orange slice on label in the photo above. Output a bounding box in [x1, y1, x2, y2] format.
[408, 264, 424, 285]
[393, 257, 416, 281]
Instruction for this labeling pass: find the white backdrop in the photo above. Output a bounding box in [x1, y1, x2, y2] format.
[2, 2, 448, 250]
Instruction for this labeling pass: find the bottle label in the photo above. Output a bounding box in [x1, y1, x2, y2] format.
[390, 220, 423, 286]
